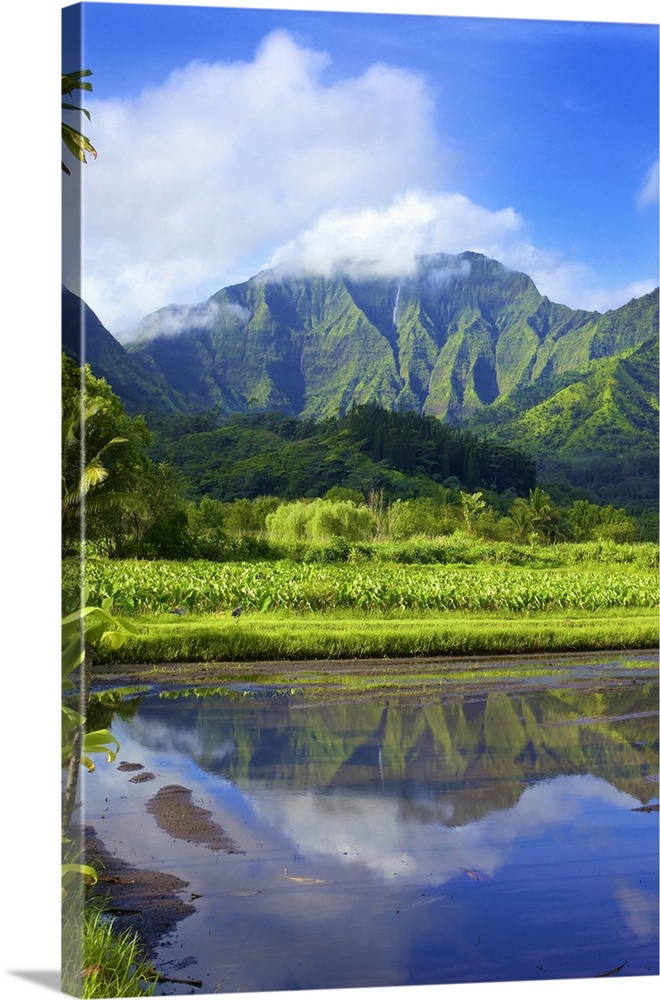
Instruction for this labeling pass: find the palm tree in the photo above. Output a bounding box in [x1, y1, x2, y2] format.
[511, 488, 569, 544]
[62, 70, 97, 174]
[508, 500, 534, 543]
[62, 396, 129, 548]
[460, 490, 486, 535]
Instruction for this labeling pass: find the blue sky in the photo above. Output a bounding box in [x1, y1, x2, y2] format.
[60, 1, 659, 334]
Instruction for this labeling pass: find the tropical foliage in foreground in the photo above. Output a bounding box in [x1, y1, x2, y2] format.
[62, 353, 191, 557]
[61, 598, 138, 994]
[61, 69, 97, 174]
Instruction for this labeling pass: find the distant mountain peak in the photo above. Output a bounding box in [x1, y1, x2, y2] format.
[62, 255, 658, 505]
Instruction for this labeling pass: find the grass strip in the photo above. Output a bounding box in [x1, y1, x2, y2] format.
[99, 609, 658, 664]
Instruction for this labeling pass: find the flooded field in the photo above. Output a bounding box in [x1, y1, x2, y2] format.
[81, 652, 659, 994]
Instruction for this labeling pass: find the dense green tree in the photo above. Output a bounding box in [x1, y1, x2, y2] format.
[635, 509, 659, 543]
[265, 500, 312, 543]
[460, 491, 487, 535]
[565, 499, 636, 543]
[221, 495, 281, 536]
[62, 354, 151, 554]
[309, 499, 377, 543]
[473, 509, 514, 541]
[507, 501, 535, 543]
[509, 488, 569, 544]
[266, 498, 376, 544]
[324, 486, 366, 505]
[137, 463, 193, 559]
[150, 405, 536, 506]
[63, 354, 197, 558]
[388, 497, 459, 540]
[62, 395, 127, 542]
[186, 495, 227, 557]
[345, 403, 536, 493]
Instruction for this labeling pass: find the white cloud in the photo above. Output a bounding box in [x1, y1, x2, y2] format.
[63, 30, 444, 331]
[267, 190, 657, 312]
[62, 28, 656, 333]
[242, 773, 637, 887]
[637, 159, 659, 210]
[119, 299, 223, 342]
[492, 239, 658, 312]
[267, 189, 524, 280]
[615, 880, 658, 942]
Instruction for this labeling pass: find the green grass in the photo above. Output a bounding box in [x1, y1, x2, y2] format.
[99, 607, 658, 665]
[62, 901, 156, 999]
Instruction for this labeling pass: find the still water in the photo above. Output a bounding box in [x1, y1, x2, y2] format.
[83, 654, 659, 994]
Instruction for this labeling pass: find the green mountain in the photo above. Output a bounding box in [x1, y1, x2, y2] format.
[466, 336, 659, 506]
[61, 286, 187, 416]
[62, 253, 658, 506]
[122, 252, 658, 425]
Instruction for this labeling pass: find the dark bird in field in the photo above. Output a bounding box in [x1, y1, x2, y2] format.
[171, 607, 188, 616]
[231, 604, 243, 618]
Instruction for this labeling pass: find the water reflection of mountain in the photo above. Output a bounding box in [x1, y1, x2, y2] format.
[123, 684, 658, 826]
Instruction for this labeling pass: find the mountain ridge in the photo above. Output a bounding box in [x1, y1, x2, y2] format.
[61, 251, 659, 506]
[119, 251, 658, 424]
[62, 286, 188, 415]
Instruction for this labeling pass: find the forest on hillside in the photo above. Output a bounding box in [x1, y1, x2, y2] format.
[148, 402, 536, 503]
[63, 353, 657, 562]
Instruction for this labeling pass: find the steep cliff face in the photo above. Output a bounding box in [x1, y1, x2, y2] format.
[119, 252, 657, 425]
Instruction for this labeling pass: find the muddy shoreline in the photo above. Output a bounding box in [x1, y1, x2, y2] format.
[91, 648, 659, 701]
[86, 781, 243, 965]
[86, 826, 197, 960]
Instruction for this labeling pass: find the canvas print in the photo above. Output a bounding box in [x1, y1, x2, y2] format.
[61, 1, 659, 996]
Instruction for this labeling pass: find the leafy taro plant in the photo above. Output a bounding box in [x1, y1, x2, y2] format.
[61, 599, 135, 868]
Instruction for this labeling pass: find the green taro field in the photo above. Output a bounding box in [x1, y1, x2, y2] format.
[67, 556, 658, 617]
[60, 546, 658, 665]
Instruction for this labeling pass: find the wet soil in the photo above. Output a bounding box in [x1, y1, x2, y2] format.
[93, 652, 581, 686]
[145, 784, 244, 853]
[91, 649, 659, 704]
[86, 827, 197, 958]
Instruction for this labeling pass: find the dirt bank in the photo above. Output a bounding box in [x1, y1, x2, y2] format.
[85, 827, 196, 961]
[91, 648, 659, 703]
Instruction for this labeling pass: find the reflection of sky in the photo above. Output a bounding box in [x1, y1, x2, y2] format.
[78, 699, 659, 993]
[241, 773, 647, 886]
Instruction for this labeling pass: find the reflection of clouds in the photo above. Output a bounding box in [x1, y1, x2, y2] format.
[615, 880, 658, 941]
[80, 721, 251, 871]
[126, 712, 237, 765]
[241, 775, 640, 886]
[127, 713, 203, 755]
[79, 717, 658, 993]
